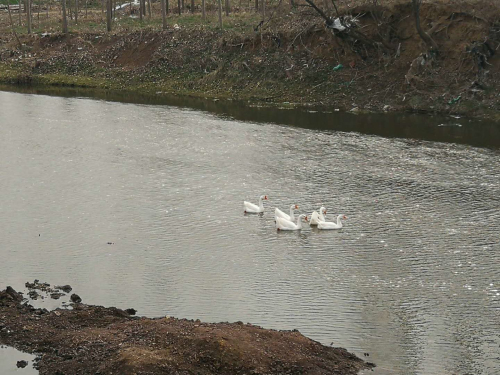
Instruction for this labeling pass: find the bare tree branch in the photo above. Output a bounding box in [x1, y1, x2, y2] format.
[412, 0, 439, 52]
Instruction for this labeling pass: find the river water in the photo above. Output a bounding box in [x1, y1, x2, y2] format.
[0, 88, 499, 374]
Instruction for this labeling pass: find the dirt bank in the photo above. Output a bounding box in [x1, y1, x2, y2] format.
[0, 285, 373, 374]
[0, 0, 499, 120]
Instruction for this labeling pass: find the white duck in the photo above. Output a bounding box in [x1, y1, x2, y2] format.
[244, 195, 268, 213]
[276, 214, 308, 231]
[309, 207, 327, 226]
[317, 214, 347, 230]
[275, 204, 299, 222]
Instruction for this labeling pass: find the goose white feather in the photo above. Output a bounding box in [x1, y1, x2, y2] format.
[309, 207, 327, 226]
[244, 195, 268, 213]
[317, 214, 347, 230]
[275, 204, 299, 222]
[276, 214, 308, 231]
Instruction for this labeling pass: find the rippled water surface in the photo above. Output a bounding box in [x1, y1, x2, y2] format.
[1, 89, 499, 374]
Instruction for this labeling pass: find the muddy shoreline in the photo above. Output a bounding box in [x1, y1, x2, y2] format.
[0, 284, 374, 374]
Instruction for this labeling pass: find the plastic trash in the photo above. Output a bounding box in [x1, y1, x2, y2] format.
[448, 95, 461, 105]
[333, 64, 344, 71]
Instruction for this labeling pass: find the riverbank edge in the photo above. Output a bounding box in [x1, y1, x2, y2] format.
[0, 285, 374, 374]
[1, 61, 498, 121]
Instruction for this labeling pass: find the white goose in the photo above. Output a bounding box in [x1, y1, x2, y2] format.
[309, 207, 327, 226]
[317, 214, 347, 230]
[244, 195, 268, 213]
[276, 214, 308, 231]
[275, 204, 299, 222]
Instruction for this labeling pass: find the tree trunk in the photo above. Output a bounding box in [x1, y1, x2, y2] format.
[255, 0, 258, 11]
[101, 0, 104, 16]
[261, 0, 265, 19]
[181, 0, 184, 12]
[75, 0, 78, 24]
[18, 0, 22, 26]
[411, 0, 438, 52]
[147, 0, 152, 18]
[161, 0, 167, 29]
[166, 0, 169, 14]
[201, 0, 205, 21]
[106, 0, 112, 31]
[217, 0, 222, 28]
[139, 0, 143, 20]
[190, 0, 194, 13]
[225, 0, 229, 16]
[37, 0, 40, 22]
[26, 0, 32, 33]
[177, 0, 180, 15]
[62, 0, 68, 33]
[86, 0, 88, 17]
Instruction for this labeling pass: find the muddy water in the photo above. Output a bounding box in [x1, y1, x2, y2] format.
[0, 89, 499, 374]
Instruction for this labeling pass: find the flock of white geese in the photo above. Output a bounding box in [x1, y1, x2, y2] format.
[244, 195, 347, 231]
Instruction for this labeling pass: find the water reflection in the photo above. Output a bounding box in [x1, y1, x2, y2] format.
[1, 84, 499, 149]
[0, 346, 37, 375]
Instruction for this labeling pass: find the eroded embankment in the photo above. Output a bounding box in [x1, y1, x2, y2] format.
[0, 1, 499, 119]
[0, 285, 373, 374]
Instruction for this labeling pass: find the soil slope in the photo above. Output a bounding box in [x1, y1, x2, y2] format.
[0, 0, 499, 119]
[0, 286, 373, 374]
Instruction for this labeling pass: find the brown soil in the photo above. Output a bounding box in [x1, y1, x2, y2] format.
[0, 0, 499, 119]
[0, 285, 373, 374]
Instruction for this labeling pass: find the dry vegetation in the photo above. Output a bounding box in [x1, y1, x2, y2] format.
[0, 0, 499, 118]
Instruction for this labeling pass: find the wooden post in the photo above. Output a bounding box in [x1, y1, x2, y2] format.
[106, 0, 112, 31]
[26, 0, 32, 34]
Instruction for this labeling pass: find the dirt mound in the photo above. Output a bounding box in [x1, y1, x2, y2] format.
[0, 286, 373, 374]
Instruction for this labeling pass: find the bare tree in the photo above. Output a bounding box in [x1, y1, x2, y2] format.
[62, 0, 68, 33]
[191, 0, 194, 13]
[161, 0, 167, 29]
[411, 0, 438, 52]
[7, 3, 22, 49]
[177, 0, 181, 15]
[225, 0, 229, 16]
[147, 0, 152, 18]
[218, 0, 223, 28]
[202, 0, 205, 21]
